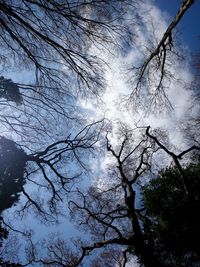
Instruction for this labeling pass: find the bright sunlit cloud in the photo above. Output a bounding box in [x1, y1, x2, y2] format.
[80, 0, 197, 187]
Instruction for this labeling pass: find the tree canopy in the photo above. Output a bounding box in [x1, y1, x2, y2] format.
[143, 163, 200, 266]
[0, 0, 199, 266]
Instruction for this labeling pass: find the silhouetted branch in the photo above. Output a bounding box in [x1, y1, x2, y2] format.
[128, 0, 195, 108]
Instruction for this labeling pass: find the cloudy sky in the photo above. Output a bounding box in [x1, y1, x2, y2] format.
[83, 0, 199, 153]
[1, 0, 200, 265]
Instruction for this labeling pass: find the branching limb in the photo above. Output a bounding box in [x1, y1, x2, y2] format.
[129, 0, 195, 108]
[146, 126, 200, 195]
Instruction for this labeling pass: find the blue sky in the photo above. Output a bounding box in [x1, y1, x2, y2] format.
[155, 0, 200, 51]
[1, 1, 199, 265]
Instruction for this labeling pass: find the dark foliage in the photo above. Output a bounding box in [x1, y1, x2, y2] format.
[0, 137, 25, 266]
[0, 76, 22, 104]
[143, 163, 200, 266]
[0, 137, 26, 213]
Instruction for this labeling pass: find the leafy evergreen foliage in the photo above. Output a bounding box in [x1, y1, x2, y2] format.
[0, 137, 26, 266]
[0, 137, 26, 213]
[143, 163, 200, 266]
[0, 77, 22, 105]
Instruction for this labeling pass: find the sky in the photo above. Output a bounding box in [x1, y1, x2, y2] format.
[1, 0, 199, 266]
[84, 0, 197, 155]
[155, 0, 200, 51]
[81, 2, 200, 263]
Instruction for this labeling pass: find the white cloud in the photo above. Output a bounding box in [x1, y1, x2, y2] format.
[95, 2, 192, 134]
[1, 1, 197, 264]
[83, 0, 196, 187]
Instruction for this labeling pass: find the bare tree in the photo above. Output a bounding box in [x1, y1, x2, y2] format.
[0, 76, 82, 151]
[181, 38, 200, 151]
[0, 119, 107, 264]
[55, 126, 200, 267]
[0, 0, 134, 96]
[0, 0, 196, 144]
[0, 1, 199, 265]
[0, 0, 134, 149]
[126, 0, 195, 109]
[63, 126, 160, 267]
[0, 0, 196, 113]
[2, 124, 200, 266]
[7, 120, 106, 222]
